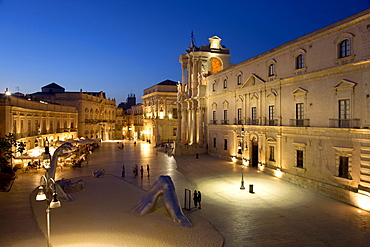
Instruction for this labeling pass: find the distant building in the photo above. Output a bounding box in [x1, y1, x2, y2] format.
[118, 93, 137, 110]
[176, 9, 370, 210]
[142, 79, 178, 144]
[29, 83, 117, 140]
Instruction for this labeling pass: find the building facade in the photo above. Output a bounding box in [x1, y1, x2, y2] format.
[0, 94, 78, 152]
[142, 80, 178, 145]
[30, 83, 117, 140]
[176, 9, 370, 210]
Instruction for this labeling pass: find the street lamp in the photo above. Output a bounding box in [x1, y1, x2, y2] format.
[36, 174, 61, 247]
[240, 164, 245, 190]
[238, 127, 248, 190]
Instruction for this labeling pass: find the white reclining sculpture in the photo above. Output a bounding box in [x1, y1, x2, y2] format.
[131, 175, 193, 228]
[47, 142, 74, 201]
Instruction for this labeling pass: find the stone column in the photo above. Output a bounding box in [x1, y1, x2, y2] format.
[188, 103, 193, 144]
[176, 104, 182, 142]
[193, 106, 197, 144]
[277, 134, 282, 169]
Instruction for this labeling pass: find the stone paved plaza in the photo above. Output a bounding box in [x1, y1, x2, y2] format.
[1, 140, 370, 246]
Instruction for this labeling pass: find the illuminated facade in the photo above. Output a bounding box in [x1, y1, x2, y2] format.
[0, 94, 78, 152]
[176, 36, 231, 154]
[142, 80, 178, 144]
[176, 10, 370, 209]
[30, 83, 117, 140]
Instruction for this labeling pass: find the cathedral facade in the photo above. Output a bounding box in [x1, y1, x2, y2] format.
[176, 9, 370, 209]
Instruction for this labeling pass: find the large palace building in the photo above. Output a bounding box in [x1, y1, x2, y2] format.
[176, 9, 370, 209]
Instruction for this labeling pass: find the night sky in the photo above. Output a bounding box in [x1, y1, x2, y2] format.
[0, 0, 369, 104]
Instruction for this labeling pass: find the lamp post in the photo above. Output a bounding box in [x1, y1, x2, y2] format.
[36, 174, 61, 247]
[239, 127, 247, 190]
[240, 164, 245, 190]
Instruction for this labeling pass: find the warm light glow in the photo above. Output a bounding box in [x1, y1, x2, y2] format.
[159, 109, 164, 119]
[275, 168, 283, 178]
[353, 193, 370, 211]
[231, 156, 237, 163]
[36, 186, 46, 201]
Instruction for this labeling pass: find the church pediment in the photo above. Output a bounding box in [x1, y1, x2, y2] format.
[242, 74, 265, 88]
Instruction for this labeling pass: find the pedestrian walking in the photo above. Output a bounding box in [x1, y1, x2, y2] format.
[197, 191, 202, 209]
[134, 164, 138, 177]
[147, 164, 150, 177]
[193, 190, 198, 208]
[140, 166, 144, 178]
[122, 165, 125, 177]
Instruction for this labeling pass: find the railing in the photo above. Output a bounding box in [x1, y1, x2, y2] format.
[289, 119, 310, 127]
[329, 119, 360, 128]
[209, 120, 217, 125]
[265, 119, 278, 126]
[246, 118, 259, 125]
[234, 119, 244, 125]
[221, 120, 229, 125]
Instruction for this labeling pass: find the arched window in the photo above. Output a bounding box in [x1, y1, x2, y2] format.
[339, 39, 350, 58]
[237, 74, 242, 85]
[268, 64, 275, 76]
[223, 79, 227, 89]
[212, 81, 216, 91]
[296, 54, 304, 69]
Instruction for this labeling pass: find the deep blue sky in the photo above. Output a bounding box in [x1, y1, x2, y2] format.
[0, 1, 369, 104]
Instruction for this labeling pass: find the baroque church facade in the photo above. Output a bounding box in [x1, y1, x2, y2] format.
[176, 9, 370, 209]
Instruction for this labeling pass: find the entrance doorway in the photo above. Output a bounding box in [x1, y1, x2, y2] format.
[251, 139, 258, 168]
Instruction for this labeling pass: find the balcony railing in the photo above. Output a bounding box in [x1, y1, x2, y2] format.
[234, 119, 244, 125]
[221, 120, 229, 125]
[290, 119, 310, 127]
[329, 119, 360, 128]
[246, 118, 259, 125]
[210, 120, 217, 125]
[265, 119, 278, 126]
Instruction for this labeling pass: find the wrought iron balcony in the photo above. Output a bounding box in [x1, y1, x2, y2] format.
[289, 119, 310, 127]
[265, 119, 278, 126]
[234, 119, 244, 125]
[221, 120, 229, 125]
[210, 120, 217, 125]
[246, 118, 259, 125]
[329, 119, 360, 128]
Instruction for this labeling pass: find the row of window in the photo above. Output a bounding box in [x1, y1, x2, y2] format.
[211, 137, 350, 180]
[213, 38, 352, 91]
[12, 119, 75, 135]
[211, 99, 357, 128]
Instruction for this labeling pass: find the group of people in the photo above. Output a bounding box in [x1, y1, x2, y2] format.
[193, 190, 202, 209]
[121, 164, 150, 178]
